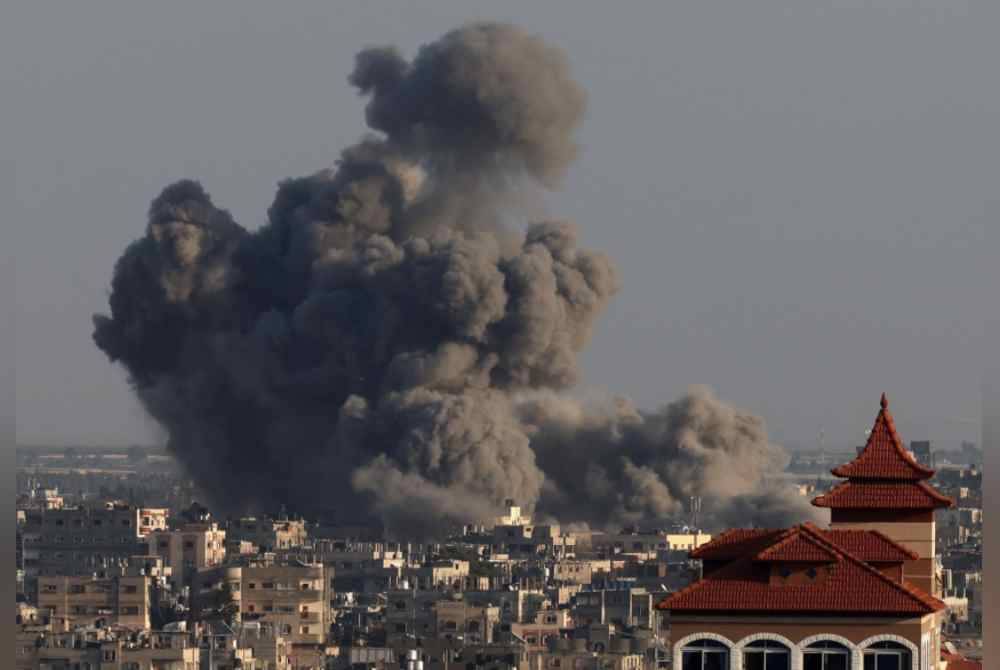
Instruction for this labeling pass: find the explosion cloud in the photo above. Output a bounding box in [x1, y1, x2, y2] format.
[94, 22, 819, 536]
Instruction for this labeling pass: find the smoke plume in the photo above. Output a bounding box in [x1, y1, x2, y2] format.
[94, 22, 816, 536]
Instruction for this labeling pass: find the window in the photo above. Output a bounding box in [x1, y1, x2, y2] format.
[804, 641, 850, 670]
[681, 639, 729, 670]
[863, 641, 911, 670]
[743, 640, 790, 670]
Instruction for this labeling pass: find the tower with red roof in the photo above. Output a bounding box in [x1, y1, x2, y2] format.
[812, 393, 953, 596]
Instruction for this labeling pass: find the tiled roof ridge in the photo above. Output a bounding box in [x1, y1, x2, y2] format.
[689, 528, 784, 559]
[754, 524, 841, 562]
[798, 523, 945, 613]
[830, 393, 935, 481]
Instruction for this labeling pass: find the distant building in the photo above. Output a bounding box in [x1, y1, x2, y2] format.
[20, 502, 147, 582]
[228, 516, 308, 553]
[910, 441, 935, 469]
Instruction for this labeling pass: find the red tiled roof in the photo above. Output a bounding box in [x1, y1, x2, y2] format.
[822, 528, 919, 561]
[658, 524, 945, 615]
[690, 529, 785, 560]
[812, 480, 953, 510]
[754, 528, 839, 562]
[693, 526, 918, 563]
[830, 393, 935, 481]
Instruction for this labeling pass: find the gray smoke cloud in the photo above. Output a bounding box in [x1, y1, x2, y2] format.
[94, 22, 814, 536]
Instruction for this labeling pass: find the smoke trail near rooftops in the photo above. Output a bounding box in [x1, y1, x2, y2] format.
[93, 22, 818, 536]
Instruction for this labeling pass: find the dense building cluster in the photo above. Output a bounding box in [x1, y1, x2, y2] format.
[15, 396, 982, 669]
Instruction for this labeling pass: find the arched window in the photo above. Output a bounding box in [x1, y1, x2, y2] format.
[743, 639, 790, 670]
[681, 639, 729, 670]
[863, 641, 911, 670]
[803, 640, 851, 670]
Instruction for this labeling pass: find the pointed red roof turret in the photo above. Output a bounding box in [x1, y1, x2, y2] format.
[830, 393, 935, 480]
[813, 393, 953, 511]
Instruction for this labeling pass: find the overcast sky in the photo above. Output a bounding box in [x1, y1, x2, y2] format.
[6, 1, 997, 451]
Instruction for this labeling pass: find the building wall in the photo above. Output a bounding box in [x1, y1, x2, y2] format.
[829, 517, 937, 596]
[669, 614, 929, 670]
[240, 564, 326, 645]
[148, 523, 226, 588]
[37, 574, 151, 629]
[21, 505, 146, 579]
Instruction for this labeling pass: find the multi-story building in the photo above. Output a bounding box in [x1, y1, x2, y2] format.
[435, 599, 501, 644]
[37, 572, 151, 629]
[137, 507, 170, 536]
[573, 583, 655, 628]
[657, 394, 960, 670]
[591, 531, 712, 559]
[147, 521, 226, 589]
[228, 516, 308, 553]
[238, 561, 328, 648]
[403, 560, 470, 590]
[20, 502, 147, 581]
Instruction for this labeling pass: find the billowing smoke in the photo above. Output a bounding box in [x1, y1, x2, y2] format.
[519, 386, 821, 530]
[93, 22, 816, 536]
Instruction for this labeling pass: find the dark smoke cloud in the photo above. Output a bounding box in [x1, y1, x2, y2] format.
[94, 23, 813, 536]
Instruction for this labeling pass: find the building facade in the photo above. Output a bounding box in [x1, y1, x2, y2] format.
[658, 395, 958, 670]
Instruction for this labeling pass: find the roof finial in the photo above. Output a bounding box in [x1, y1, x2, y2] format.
[880, 392, 888, 410]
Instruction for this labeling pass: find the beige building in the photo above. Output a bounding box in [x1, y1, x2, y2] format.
[404, 559, 470, 590]
[551, 559, 612, 586]
[148, 522, 226, 589]
[37, 572, 151, 630]
[435, 599, 501, 644]
[591, 531, 712, 558]
[238, 561, 328, 656]
[138, 507, 170, 536]
[228, 517, 308, 553]
[509, 609, 574, 651]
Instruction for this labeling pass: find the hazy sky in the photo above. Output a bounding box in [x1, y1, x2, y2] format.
[6, 1, 997, 451]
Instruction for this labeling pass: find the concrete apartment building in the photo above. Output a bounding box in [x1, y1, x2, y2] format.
[658, 395, 956, 670]
[147, 521, 226, 589]
[20, 502, 147, 580]
[239, 562, 328, 645]
[403, 559, 470, 590]
[435, 599, 501, 644]
[509, 609, 574, 651]
[228, 516, 308, 553]
[137, 507, 169, 536]
[573, 584, 655, 628]
[591, 531, 712, 559]
[37, 572, 151, 629]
